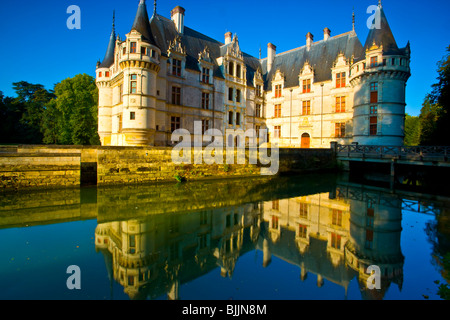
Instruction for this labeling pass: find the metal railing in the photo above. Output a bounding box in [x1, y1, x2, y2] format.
[336, 144, 450, 161]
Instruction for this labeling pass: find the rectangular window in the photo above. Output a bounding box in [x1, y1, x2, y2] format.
[274, 104, 281, 118]
[99, 72, 102, 77]
[129, 235, 136, 254]
[105, 71, 110, 77]
[299, 203, 308, 218]
[274, 85, 282, 98]
[299, 224, 307, 239]
[123, 47, 126, 55]
[130, 74, 137, 93]
[302, 79, 311, 93]
[370, 56, 378, 68]
[272, 200, 279, 210]
[302, 100, 311, 115]
[336, 72, 346, 88]
[332, 209, 342, 226]
[336, 96, 346, 113]
[255, 104, 261, 118]
[272, 216, 279, 229]
[228, 87, 233, 101]
[370, 82, 378, 103]
[236, 112, 241, 126]
[236, 64, 241, 78]
[335, 122, 346, 138]
[236, 89, 241, 103]
[228, 111, 233, 125]
[172, 59, 182, 76]
[331, 233, 341, 249]
[228, 62, 234, 76]
[201, 67, 210, 83]
[201, 119, 209, 134]
[201, 92, 210, 109]
[370, 116, 378, 135]
[141, 46, 146, 55]
[365, 229, 374, 249]
[119, 84, 123, 103]
[256, 85, 262, 97]
[274, 125, 281, 138]
[130, 42, 137, 53]
[130, 112, 135, 120]
[171, 86, 181, 105]
[171, 116, 181, 132]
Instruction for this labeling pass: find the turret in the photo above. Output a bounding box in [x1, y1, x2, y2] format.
[350, 3, 411, 146]
[96, 12, 116, 146]
[117, 0, 161, 146]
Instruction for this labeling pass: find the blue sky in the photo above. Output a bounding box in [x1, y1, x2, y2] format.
[0, 0, 449, 116]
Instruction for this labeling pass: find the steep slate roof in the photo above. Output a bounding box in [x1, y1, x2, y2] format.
[149, 13, 262, 87]
[364, 5, 399, 54]
[99, 23, 116, 68]
[261, 32, 364, 90]
[131, 0, 157, 45]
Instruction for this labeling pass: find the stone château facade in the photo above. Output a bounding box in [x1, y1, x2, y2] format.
[96, 0, 411, 148]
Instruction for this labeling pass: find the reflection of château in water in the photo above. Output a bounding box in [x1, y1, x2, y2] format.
[95, 183, 404, 300]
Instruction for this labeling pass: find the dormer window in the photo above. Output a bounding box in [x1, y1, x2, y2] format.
[201, 67, 210, 84]
[274, 85, 282, 98]
[236, 89, 241, 103]
[370, 56, 378, 68]
[123, 47, 126, 55]
[172, 58, 182, 76]
[236, 64, 241, 78]
[256, 85, 262, 97]
[228, 62, 234, 76]
[336, 72, 346, 88]
[302, 79, 311, 93]
[130, 42, 137, 54]
[105, 71, 110, 77]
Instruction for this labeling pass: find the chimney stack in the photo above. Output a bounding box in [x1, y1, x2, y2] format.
[306, 32, 314, 50]
[323, 28, 331, 41]
[267, 42, 276, 73]
[225, 31, 232, 45]
[171, 6, 185, 34]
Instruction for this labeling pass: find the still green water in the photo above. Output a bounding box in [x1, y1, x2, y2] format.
[0, 173, 449, 300]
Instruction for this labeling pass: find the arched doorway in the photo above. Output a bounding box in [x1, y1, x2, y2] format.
[301, 133, 310, 149]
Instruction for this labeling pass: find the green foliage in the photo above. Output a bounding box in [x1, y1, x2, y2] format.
[404, 114, 420, 146]
[418, 45, 450, 146]
[0, 82, 54, 144]
[174, 174, 187, 183]
[44, 74, 99, 145]
[0, 74, 100, 146]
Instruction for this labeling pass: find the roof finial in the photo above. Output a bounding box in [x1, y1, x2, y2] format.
[153, 0, 157, 15]
[112, 10, 115, 30]
[378, 0, 382, 8]
[352, 8, 355, 31]
[259, 46, 261, 60]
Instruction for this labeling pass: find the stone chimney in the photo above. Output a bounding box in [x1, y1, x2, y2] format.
[306, 32, 314, 50]
[171, 6, 185, 34]
[267, 42, 276, 73]
[225, 31, 232, 45]
[323, 28, 331, 41]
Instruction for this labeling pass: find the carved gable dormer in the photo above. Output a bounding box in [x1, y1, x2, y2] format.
[198, 46, 212, 63]
[226, 34, 243, 60]
[167, 35, 186, 56]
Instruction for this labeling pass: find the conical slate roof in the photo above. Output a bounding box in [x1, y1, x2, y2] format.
[364, 5, 399, 54]
[131, 0, 157, 45]
[99, 23, 116, 68]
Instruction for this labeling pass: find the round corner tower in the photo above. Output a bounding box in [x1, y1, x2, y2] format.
[350, 3, 411, 146]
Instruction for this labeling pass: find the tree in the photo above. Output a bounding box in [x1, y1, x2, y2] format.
[0, 82, 53, 144]
[42, 74, 99, 145]
[418, 45, 450, 146]
[404, 114, 420, 146]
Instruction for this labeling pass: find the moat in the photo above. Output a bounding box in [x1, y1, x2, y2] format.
[0, 173, 449, 300]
